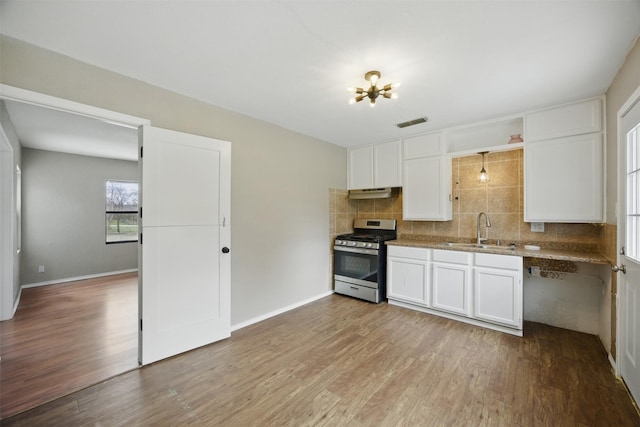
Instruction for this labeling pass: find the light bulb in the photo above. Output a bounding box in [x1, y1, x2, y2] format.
[349, 98, 356, 105]
[391, 93, 398, 99]
[346, 87, 355, 93]
[369, 100, 376, 108]
[370, 74, 378, 86]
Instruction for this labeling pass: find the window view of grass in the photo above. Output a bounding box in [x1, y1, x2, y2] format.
[106, 181, 138, 244]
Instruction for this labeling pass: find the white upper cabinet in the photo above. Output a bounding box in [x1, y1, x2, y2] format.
[347, 140, 401, 189]
[403, 155, 452, 221]
[374, 140, 403, 188]
[525, 133, 603, 222]
[524, 97, 605, 222]
[347, 145, 374, 190]
[403, 132, 445, 159]
[402, 131, 452, 221]
[525, 98, 602, 142]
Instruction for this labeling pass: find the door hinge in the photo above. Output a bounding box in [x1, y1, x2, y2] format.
[140, 233, 143, 245]
[140, 146, 143, 158]
[139, 318, 143, 331]
[139, 206, 142, 219]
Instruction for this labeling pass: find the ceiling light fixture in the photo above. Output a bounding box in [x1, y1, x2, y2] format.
[347, 70, 400, 108]
[478, 151, 490, 183]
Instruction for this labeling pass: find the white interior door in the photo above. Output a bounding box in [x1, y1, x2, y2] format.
[618, 91, 640, 405]
[139, 125, 230, 365]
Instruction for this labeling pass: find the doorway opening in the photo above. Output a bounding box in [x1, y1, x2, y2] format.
[0, 85, 149, 419]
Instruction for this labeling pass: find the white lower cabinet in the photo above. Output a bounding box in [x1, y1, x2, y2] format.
[431, 249, 472, 317]
[387, 246, 523, 336]
[387, 246, 430, 306]
[474, 268, 521, 328]
[473, 252, 523, 329]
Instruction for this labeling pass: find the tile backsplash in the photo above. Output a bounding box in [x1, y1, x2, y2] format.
[331, 149, 604, 252]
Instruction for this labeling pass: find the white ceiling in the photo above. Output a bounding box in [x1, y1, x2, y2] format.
[4, 101, 139, 161]
[1, 1, 639, 152]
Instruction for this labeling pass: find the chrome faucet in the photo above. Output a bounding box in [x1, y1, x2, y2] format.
[477, 212, 491, 245]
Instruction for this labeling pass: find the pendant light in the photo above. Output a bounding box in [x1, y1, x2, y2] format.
[478, 151, 490, 183]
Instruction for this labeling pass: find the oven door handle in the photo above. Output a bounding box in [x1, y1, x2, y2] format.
[333, 246, 378, 256]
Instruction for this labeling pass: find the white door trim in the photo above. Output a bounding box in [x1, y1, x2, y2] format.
[0, 85, 149, 129]
[616, 84, 640, 378]
[0, 125, 15, 320]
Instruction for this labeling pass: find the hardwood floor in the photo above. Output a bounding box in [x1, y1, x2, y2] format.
[3, 294, 639, 426]
[0, 273, 138, 419]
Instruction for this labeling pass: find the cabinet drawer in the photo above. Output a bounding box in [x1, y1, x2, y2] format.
[388, 245, 430, 261]
[433, 249, 471, 264]
[335, 280, 379, 302]
[474, 253, 522, 270]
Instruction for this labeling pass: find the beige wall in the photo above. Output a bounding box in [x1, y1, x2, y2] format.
[0, 36, 347, 326]
[601, 35, 640, 360]
[606, 36, 640, 224]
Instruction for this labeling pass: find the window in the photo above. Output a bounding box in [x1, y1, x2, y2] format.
[105, 180, 138, 244]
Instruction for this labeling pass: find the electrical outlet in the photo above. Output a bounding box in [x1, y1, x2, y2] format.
[530, 266, 541, 277]
[38, 265, 45, 273]
[531, 222, 545, 233]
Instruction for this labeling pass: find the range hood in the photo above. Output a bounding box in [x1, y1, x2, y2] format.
[348, 187, 395, 199]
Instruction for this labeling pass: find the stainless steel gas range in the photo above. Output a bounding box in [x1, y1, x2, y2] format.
[333, 219, 397, 303]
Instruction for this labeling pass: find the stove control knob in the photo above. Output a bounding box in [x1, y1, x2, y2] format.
[348, 241, 357, 247]
[365, 243, 372, 248]
[335, 240, 343, 245]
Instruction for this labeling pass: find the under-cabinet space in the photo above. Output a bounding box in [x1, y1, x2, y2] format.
[447, 116, 524, 154]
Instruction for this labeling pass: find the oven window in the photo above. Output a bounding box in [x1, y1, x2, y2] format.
[334, 250, 378, 282]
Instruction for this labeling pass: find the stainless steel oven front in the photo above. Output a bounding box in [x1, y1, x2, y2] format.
[333, 244, 385, 303]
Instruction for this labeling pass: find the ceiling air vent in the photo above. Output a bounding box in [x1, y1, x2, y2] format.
[396, 116, 428, 128]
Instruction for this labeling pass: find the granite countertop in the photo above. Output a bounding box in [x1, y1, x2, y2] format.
[387, 239, 611, 265]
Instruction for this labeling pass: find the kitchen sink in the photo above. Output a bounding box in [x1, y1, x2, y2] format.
[440, 242, 516, 251]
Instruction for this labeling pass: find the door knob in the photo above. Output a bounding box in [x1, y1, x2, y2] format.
[612, 264, 626, 274]
[222, 247, 230, 254]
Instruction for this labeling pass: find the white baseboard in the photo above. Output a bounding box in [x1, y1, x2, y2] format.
[609, 353, 618, 374]
[22, 269, 138, 289]
[231, 290, 334, 332]
[11, 286, 22, 317]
